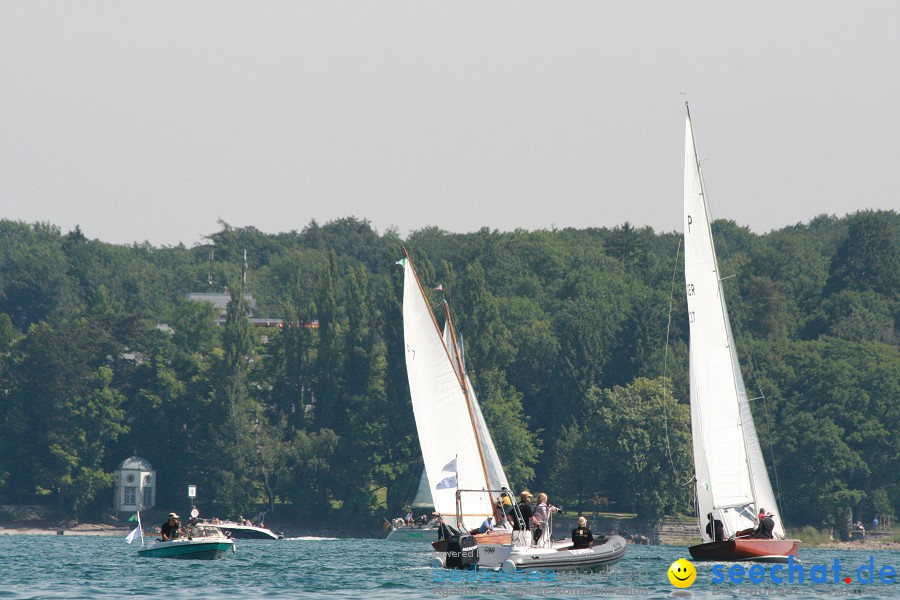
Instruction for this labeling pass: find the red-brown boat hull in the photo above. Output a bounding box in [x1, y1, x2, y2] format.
[432, 530, 512, 552]
[689, 539, 801, 563]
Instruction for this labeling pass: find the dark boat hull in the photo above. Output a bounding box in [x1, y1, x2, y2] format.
[689, 539, 801, 563]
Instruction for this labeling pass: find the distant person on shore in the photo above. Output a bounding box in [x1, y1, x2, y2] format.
[160, 513, 182, 541]
[571, 517, 594, 549]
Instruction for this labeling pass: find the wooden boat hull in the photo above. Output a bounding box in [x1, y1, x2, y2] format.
[431, 530, 512, 552]
[689, 539, 801, 563]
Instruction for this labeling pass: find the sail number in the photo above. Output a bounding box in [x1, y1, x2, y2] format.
[687, 283, 696, 296]
[687, 215, 692, 233]
[689, 311, 695, 323]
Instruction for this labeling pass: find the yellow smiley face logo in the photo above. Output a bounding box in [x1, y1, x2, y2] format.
[667, 558, 696, 588]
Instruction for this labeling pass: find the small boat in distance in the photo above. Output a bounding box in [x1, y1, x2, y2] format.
[205, 518, 283, 540]
[137, 524, 235, 560]
[682, 104, 800, 563]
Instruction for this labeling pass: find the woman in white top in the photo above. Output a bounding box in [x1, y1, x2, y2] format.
[532, 492, 558, 545]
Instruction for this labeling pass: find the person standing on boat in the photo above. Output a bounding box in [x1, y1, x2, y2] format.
[571, 517, 594, 549]
[160, 513, 182, 541]
[706, 513, 725, 542]
[532, 492, 559, 545]
[512, 491, 534, 532]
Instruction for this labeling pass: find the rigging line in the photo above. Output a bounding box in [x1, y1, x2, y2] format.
[661, 237, 683, 481]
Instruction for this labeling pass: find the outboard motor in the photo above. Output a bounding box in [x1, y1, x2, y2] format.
[445, 532, 479, 570]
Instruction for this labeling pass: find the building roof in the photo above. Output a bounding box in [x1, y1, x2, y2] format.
[118, 456, 154, 471]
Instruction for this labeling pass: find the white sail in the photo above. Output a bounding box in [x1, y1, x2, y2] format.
[684, 110, 785, 541]
[410, 470, 433, 509]
[442, 322, 510, 493]
[402, 258, 494, 530]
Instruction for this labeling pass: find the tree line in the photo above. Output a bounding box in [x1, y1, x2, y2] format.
[0, 211, 896, 534]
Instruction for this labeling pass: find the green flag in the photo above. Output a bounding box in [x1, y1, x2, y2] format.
[128, 513, 138, 522]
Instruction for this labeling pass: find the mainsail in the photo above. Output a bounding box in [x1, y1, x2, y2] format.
[402, 256, 506, 530]
[683, 107, 784, 541]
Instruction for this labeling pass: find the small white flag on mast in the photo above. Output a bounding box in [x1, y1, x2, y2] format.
[125, 512, 144, 545]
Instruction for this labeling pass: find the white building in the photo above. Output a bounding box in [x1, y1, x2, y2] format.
[113, 456, 156, 513]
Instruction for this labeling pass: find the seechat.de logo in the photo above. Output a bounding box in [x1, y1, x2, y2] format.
[668, 558, 697, 588]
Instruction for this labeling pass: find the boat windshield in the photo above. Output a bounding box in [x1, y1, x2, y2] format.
[188, 525, 225, 538]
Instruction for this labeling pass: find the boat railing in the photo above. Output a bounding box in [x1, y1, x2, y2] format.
[456, 487, 533, 547]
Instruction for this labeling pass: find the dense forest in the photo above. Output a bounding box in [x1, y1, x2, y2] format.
[0, 211, 896, 537]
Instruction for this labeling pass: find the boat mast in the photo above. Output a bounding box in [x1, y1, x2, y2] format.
[443, 302, 496, 509]
[685, 103, 760, 513]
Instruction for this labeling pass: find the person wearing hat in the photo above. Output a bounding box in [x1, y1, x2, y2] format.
[571, 516, 594, 549]
[512, 491, 534, 531]
[752, 509, 775, 539]
[160, 512, 182, 541]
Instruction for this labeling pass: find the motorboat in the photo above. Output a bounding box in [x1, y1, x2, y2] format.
[137, 524, 235, 560]
[432, 489, 626, 572]
[205, 519, 283, 540]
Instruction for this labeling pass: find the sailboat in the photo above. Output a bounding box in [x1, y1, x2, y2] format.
[399, 252, 512, 545]
[683, 105, 801, 562]
[401, 251, 627, 571]
[383, 470, 443, 542]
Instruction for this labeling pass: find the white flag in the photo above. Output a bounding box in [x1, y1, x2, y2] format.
[441, 458, 457, 473]
[125, 526, 141, 544]
[435, 474, 458, 490]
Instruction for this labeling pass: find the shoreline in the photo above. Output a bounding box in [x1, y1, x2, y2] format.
[2, 523, 898, 550]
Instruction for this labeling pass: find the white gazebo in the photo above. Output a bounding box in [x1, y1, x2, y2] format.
[113, 456, 156, 513]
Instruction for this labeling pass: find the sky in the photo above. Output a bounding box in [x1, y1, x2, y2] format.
[1, 1, 898, 248]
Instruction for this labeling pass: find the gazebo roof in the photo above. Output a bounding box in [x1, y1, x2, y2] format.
[118, 456, 153, 471]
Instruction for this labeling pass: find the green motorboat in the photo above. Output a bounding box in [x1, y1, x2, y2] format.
[137, 525, 235, 560]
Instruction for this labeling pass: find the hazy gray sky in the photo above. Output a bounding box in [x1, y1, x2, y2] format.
[1, 1, 898, 247]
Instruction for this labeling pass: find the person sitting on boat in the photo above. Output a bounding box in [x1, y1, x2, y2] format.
[478, 516, 494, 534]
[404, 509, 414, 526]
[512, 491, 534, 531]
[532, 492, 559, 545]
[705, 513, 725, 542]
[160, 513, 182, 541]
[415, 514, 429, 526]
[751, 510, 775, 539]
[571, 516, 594, 549]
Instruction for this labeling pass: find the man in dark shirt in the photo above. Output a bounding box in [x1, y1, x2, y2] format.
[705, 513, 725, 541]
[160, 513, 182, 541]
[571, 516, 594, 549]
[752, 511, 775, 539]
[512, 491, 533, 531]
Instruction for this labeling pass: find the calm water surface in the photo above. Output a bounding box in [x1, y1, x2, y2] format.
[0, 535, 896, 599]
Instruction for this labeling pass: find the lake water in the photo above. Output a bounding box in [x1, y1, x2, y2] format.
[0, 534, 896, 599]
